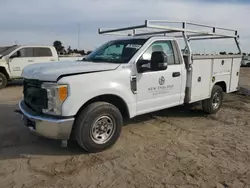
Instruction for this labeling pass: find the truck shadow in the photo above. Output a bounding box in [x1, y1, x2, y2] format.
[0, 103, 85, 161]
[0, 102, 207, 160]
[124, 103, 206, 126]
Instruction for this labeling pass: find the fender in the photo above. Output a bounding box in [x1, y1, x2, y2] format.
[211, 76, 229, 93]
[0, 59, 11, 78]
[59, 69, 137, 118]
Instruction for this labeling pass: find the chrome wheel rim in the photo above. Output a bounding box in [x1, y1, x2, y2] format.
[90, 115, 116, 144]
[212, 92, 220, 109]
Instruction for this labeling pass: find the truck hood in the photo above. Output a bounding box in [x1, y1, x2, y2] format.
[22, 60, 120, 81]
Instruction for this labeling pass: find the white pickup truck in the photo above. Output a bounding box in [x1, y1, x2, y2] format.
[241, 56, 250, 67]
[17, 20, 242, 153]
[0, 45, 83, 89]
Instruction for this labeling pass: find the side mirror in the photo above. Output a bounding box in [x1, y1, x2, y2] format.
[10, 55, 17, 59]
[10, 51, 20, 59]
[137, 59, 150, 73]
[151, 51, 168, 71]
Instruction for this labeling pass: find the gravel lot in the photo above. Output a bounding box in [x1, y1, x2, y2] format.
[0, 68, 250, 188]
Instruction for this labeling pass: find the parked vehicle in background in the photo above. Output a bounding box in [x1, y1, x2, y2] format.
[0, 45, 84, 89]
[241, 55, 250, 67]
[17, 20, 242, 153]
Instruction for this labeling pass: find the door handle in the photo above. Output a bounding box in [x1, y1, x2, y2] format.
[172, 72, 181, 77]
[28, 60, 34, 62]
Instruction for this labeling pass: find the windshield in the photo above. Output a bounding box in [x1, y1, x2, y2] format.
[84, 39, 147, 63]
[0, 45, 19, 56]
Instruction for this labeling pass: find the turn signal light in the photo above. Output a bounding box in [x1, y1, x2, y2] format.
[58, 85, 68, 102]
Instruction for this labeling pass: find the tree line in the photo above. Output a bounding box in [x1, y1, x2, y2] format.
[193, 52, 250, 56]
[53, 40, 250, 57]
[53, 40, 92, 56]
[219, 52, 250, 56]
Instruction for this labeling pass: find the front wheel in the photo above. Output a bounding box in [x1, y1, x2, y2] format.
[0, 72, 7, 89]
[202, 85, 223, 114]
[74, 102, 123, 153]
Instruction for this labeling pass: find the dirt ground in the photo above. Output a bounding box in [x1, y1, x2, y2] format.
[0, 68, 250, 188]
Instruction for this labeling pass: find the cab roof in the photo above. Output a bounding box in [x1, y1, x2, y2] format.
[112, 35, 175, 41]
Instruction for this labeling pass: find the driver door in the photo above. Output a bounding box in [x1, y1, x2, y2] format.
[9, 47, 36, 78]
[136, 40, 182, 115]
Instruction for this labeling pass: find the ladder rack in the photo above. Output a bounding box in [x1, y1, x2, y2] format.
[98, 20, 239, 40]
[98, 20, 242, 64]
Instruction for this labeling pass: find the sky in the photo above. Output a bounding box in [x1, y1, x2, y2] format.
[0, 0, 250, 53]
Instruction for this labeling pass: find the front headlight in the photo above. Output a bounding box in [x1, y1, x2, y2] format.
[41, 82, 68, 116]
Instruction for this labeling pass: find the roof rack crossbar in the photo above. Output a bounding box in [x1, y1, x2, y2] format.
[188, 36, 233, 41]
[98, 20, 239, 39]
[146, 24, 237, 38]
[134, 30, 177, 37]
[147, 20, 237, 32]
[98, 23, 147, 35]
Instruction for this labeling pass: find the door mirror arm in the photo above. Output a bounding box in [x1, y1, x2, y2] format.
[9, 50, 21, 59]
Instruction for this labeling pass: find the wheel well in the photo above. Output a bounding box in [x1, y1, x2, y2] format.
[0, 67, 9, 79]
[76, 94, 130, 119]
[215, 81, 227, 92]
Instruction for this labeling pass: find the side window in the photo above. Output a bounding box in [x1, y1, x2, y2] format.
[140, 40, 176, 65]
[33, 48, 53, 57]
[18, 48, 34, 57]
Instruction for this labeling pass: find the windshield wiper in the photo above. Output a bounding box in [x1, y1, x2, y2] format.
[89, 58, 118, 63]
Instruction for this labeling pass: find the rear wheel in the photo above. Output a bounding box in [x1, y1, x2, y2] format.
[202, 85, 223, 114]
[0, 72, 7, 89]
[74, 102, 123, 153]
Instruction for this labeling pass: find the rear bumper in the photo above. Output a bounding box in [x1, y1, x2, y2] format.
[18, 100, 75, 140]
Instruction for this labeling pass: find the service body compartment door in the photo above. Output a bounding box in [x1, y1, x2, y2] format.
[213, 58, 232, 76]
[229, 57, 241, 92]
[212, 57, 242, 93]
[189, 59, 212, 103]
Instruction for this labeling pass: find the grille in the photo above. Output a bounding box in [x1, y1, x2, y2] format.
[23, 79, 48, 113]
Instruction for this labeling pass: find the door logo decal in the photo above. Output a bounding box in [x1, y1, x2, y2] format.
[159, 76, 165, 85]
[148, 76, 174, 96]
[13, 67, 21, 71]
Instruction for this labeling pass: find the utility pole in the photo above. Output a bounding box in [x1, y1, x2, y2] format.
[77, 23, 80, 50]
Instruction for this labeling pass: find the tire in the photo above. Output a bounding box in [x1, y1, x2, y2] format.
[202, 85, 223, 114]
[74, 102, 123, 153]
[0, 72, 7, 89]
